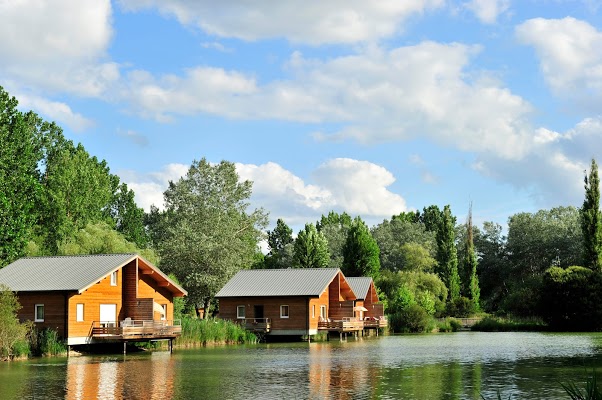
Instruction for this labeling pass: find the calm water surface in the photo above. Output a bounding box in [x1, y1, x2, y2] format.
[1, 332, 602, 399]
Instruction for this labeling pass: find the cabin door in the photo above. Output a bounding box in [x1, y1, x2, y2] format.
[253, 305, 264, 322]
[100, 304, 117, 327]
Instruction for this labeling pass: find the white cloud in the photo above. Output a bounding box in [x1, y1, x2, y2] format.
[125, 42, 533, 160]
[118, 0, 444, 44]
[121, 163, 189, 211]
[117, 128, 150, 147]
[464, 0, 510, 24]
[16, 94, 94, 132]
[0, 0, 118, 97]
[516, 17, 602, 101]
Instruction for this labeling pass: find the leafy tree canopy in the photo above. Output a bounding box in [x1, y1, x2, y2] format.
[342, 217, 380, 278]
[293, 223, 330, 268]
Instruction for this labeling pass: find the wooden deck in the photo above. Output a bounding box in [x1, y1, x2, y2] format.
[237, 318, 271, 333]
[318, 317, 387, 332]
[91, 319, 182, 340]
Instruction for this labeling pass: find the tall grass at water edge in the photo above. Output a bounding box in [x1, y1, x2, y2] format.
[176, 317, 257, 346]
[471, 316, 547, 332]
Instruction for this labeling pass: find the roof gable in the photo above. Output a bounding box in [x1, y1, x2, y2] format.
[0, 254, 187, 296]
[346, 276, 379, 303]
[216, 268, 348, 298]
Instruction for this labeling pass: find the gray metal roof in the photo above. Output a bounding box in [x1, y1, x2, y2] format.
[216, 268, 342, 297]
[346, 277, 372, 300]
[0, 254, 138, 292]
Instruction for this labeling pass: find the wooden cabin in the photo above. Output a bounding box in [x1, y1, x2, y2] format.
[216, 268, 358, 337]
[346, 277, 387, 329]
[0, 254, 187, 346]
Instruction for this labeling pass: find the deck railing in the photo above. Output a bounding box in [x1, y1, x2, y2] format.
[236, 318, 271, 332]
[318, 317, 365, 331]
[363, 316, 388, 328]
[92, 319, 182, 339]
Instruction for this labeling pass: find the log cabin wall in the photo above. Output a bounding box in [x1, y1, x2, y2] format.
[121, 260, 138, 320]
[308, 290, 329, 331]
[219, 296, 310, 331]
[137, 272, 174, 321]
[67, 268, 123, 338]
[16, 291, 67, 337]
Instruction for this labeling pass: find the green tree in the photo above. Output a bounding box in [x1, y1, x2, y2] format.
[372, 218, 436, 272]
[317, 211, 352, 269]
[157, 159, 268, 317]
[106, 183, 149, 248]
[581, 159, 602, 271]
[436, 205, 460, 301]
[56, 222, 158, 264]
[473, 222, 508, 312]
[39, 140, 117, 252]
[461, 203, 480, 308]
[293, 223, 330, 268]
[0, 286, 30, 358]
[419, 205, 443, 232]
[0, 87, 43, 267]
[399, 242, 437, 272]
[264, 218, 294, 268]
[342, 217, 380, 278]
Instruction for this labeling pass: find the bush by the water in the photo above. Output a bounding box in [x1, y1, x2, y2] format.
[0, 288, 31, 360]
[471, 316, 546, 332]
[437, 317, 462, 332]
[30, 328, 67, 356]
[390, 304, 432, 333]
[176, 317, 257, 346]
[541, 266, 602, 331]
[445, 297, 476, 317]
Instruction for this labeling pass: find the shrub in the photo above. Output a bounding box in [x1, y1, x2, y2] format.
[446, 296, 476, 317]
[0, 287, 30, 359]
[390, 304, 431, 333]
[30, 328, 67, 356]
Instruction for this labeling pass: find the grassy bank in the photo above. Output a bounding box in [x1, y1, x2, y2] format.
[471, 316, 547, 332]
[175, 317, 257, 346]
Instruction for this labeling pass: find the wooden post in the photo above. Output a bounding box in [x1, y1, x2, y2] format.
[123, 341, 127, 355]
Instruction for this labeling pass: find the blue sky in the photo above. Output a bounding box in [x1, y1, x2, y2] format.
[2, 0, 602, 234]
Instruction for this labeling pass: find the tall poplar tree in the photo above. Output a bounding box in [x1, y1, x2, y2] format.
[293, 223, 330, 268]
[462, 203, 480, 308]
[342, 217, 380, 278]
[436, 205, 460, 301]
[581, 158, 602, 271]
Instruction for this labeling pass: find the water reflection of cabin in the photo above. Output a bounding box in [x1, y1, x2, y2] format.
[0, 254, 187, 349]
[216, 268, 386, 339]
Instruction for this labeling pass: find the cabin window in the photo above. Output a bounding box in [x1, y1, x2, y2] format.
[280, 305, 289, 319]
[35, 304, 45, 322]
[161, 304, 167, 321]
[237, 305, 245, 319]
[320, 305, 327, 319]
[110, 271, 118, 286]
[312, 305, 316, 319]
[76, 303, 84, 322]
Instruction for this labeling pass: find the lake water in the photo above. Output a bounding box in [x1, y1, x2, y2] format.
[1, 332, 602, 399]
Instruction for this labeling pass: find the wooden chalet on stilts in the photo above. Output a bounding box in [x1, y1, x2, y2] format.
[0, 254, 187, 352]
[346, 277, 387, 333]
[216, 268, 386, 340]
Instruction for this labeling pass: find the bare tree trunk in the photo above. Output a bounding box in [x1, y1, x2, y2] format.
[203, 298, 211, 319]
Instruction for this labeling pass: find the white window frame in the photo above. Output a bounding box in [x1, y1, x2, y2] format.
[280, 305, 289, 319]
[110, 270, 118, 286]
[76, 303, 84, 322]
[161, 304, 167, 321]
[35, 304, 45, 322]
[237, 305, 245, 319]
[320, 305, 327, 319]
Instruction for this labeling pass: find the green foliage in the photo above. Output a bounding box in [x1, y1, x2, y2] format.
[177, 317, 257, 345]
[293, 223, 330, 268]
[317, 211, 352, 269]
[582, 159, 602, 271]
[377, 270, 447, 317]
[437, 317, 462, 332]
[267, 218, 293, 254]
[0, 287, 30, 359]
[436, 205, 460, 301]
[541, 266, 602, 330]
[471, 316, 547, 332]
[419, 205, 444, 232]
[446, 297, 476, 318]
[0, 87, 43, 267]
[561, 371, 602, 400]
[106, 183, 149, 248]
[372, 218, 436, 272]
[55, 222, 158, 263]
[30, 328, 67, 356]
[389, 304, 432, 333]
[342, 217, 380, 278]
[473, 222, 507, 312]
[460, 204, 480, 308]
[157, 159, 268, 314]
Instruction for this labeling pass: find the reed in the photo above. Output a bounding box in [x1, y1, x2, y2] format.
[30, 328, 67, 356]
[471, 316, 546, 332]
[176, 317, 257, 346]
